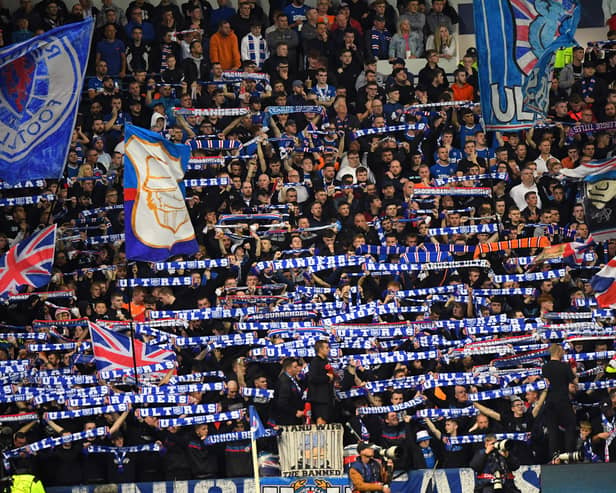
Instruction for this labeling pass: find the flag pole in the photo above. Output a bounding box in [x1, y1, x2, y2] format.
[126, 263, 140, 389]
[251, 429, 260, 493]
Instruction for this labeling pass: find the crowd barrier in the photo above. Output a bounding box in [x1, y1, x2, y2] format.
[45, 462, 616, 493]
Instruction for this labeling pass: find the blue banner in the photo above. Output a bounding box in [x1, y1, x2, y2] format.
[474, 0, 579, 131]
[46, 467, 542, 493]
[123, 124, 198, 261]
[0, 18, 94, 184]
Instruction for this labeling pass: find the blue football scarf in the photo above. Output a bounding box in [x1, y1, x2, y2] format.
[351, 123, 426, 140]
[0, 333, 48, 341]
[467, 380, 547, 402]
[138, 404, 218, 417]
[434, 172, 508, 186]
[186, 157, 225, 169]
[79, 204, 124, 217]
[447, 433, 530, 445]
[357, 396, 425, 415]
[85, 233, 125, 246]
[154, 258, 229, 271]
[235, 321, 316, 331]
[415, 407, 479, 419]
[427, 224, 499, 236]
[44, 404, 128, 420]
[364, 260, 489, 272]
[183, 177, 230, 187]
[204, 429, 277, 445]
[492, 269, 566, 283]
[158, 409, 244, 428]
[117, 277, 193, 288]
[3, 426, 108, 461]
[0, 412, 38, 423]
[141, 383, 225, 395]
[266, 106, 322, 115]
[98, 360, 176, 380]
[412, 187, 492, 197]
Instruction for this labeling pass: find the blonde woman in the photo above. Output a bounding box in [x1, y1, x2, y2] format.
[389, 19, 424, 60]
[426, 24, 456, 60]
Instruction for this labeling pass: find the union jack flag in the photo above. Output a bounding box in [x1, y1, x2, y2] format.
[89, 321, 176, 373]
[510, 0, 577, 75]
[0, 224, 57, 298]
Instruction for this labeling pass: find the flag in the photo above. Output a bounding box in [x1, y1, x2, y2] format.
[473, 0, 579, 130]
[590, 256, 616, 308]
[533, 238, 595, 266]
[0, 19, 94, 184]
[89, 321, 176, 373]
[0, 224, 57, 298]
[123, 124, 198, 261]
[249, 405, 267, 439]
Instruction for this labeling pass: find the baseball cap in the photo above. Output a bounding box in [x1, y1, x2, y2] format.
[292, 80, 304, 88]
[416, 431, 430, 443]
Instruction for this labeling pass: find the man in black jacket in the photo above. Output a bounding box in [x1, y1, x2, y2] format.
[275, 357, 305, 425]
[542, 343, 577, 458]
[470, 434, 521, 493]
[307, 340, 336, 423]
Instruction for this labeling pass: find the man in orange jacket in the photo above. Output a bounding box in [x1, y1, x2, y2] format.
[209, 20, 241, 70]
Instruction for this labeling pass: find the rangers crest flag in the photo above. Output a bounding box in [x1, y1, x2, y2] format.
[123, 124, 198, 261]
[473, 0, 580, 131]
[0, 19, 94, 184]
[0, 224, 57, 298]
[89, 321, 176, 373]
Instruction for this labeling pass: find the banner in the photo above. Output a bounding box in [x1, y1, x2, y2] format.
[0, 224, 57, 298]
[123, 124, 198, 261]
[473, 0, 580, 130]
[582, 158, 616, 242]
[44, 468, 543, 493]
[0, 18, 94, 183]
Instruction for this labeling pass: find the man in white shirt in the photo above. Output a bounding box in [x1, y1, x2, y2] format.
[534, 139, 556, 176]
[509, 166, 542, 210]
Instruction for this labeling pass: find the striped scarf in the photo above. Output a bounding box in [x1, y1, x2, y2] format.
[473, 237, 550, 258]
[244, 33, 268, 67]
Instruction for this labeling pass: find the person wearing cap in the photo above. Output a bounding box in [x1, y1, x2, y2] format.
[408, 429, 441, 469]
[470, 433, 521, 493]
[348, 442, 392, 493]
[288, 79, 308, 105]
[571, 59, 609, 107]
[366, 14, 391, 60]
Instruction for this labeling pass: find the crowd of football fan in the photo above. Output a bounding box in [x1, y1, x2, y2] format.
[1, 0, 616, 487]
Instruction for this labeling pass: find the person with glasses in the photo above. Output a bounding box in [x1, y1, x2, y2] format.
[348, 442, 392, 493]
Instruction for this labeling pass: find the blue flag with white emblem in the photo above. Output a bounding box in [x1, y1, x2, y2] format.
[249, 405, 267, 439]
[473, 0, 580, 131]
[0, 18, 94, 184]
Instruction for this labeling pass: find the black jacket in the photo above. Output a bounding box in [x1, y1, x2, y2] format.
[307, 355, 334, 404]
[275, 373, 305, 425]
